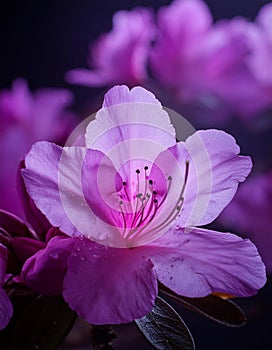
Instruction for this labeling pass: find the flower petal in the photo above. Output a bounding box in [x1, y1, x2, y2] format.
[170, 129, 252, 226]
[63, 238, 158, 324]
[11, 237, 46, 264]
[0, 244, 8, 285]
[21, 141, 76, 234]
[85, 86, 176, 161]
[66, 8, 154, 87]
[218, 171, 272, 272]
[150, 0, 212, 89]
[17, 160, 51, 239]
[0, 288, 13, 330]
[0, 244, 12, 329]
[102, 85, 161, 108]
[22, 142, 126, 246]
[0, 209, 35, 238]
[148, 227, 266, 298]
[22, 236, 76, 295]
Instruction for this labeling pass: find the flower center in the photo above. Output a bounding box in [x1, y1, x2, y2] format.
[117, 161, 189, 242]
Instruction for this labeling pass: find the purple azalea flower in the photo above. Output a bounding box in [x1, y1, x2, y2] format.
[150, 0, 272, 121]
[219, 171, 272, 272]
[195, 17, 272, 119]
[150, 0, 213, 99]
[0, 79, 76, 217]
[66, 8, 155, 87]
[20, 85, 266, 324]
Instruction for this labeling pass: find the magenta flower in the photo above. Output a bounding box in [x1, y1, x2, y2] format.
[194, 17, 272, 119]
[21, 85, 266, 324]
[150, 0, 212, 99]
[150, 0, 272, 120]
[66, 8, 155, 87]
[0, 79, 76, 217]
[219, 171, 272, 273]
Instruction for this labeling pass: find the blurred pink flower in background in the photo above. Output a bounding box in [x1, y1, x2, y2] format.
[151, 0, 272, 122]
[67, 0, 272, 125]
[219, 171, 272, 272]
[0, 79, 77, 218]
[66, 8, 155, 87]
[150, 0, 213, 103]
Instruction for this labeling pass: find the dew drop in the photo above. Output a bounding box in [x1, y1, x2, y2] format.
[49, 252, 58, 260]
[76, 247, 81, 252]
[80, 256, 86, 261]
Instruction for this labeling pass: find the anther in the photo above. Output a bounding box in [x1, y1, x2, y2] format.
[168, 175, 172, 181]
[122, 181, 127, 186]
[136, 169, 140, 174]
[144, 166, 149, 170]
[149, 180, 153, 185]
[153, 191, 157, 195]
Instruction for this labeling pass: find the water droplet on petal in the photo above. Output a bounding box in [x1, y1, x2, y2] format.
[76, 247, 81, 252]
[49, 252, 58, 260]
[80, 256, 86, 261]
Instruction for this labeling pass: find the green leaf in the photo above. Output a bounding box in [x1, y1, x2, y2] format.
[0, 288, 77, 350]
[0, 288, 39, 348]
[160, 285, 246, 327]
[135, 296, 195, 350]
[13, 295, 76, 350]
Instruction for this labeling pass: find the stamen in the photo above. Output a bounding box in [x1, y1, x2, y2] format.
[135, 161, 190, 239]
[119, 201, 127, 235]
[118, 161, 190, 242]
